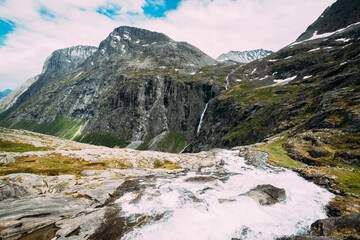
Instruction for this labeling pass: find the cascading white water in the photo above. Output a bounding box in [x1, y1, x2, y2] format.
[225, 66, 241, 90]
[116, 150, 333, 240]
[197, 103, 209, 135]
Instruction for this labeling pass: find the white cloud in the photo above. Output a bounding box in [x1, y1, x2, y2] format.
[0, 0, 335, 91]
[141, 0, 336, 57]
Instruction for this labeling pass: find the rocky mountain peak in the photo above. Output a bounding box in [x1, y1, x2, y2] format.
[42, 45, 97, 76]
[296, 0, 360, 41]
[111, 26, 172, 45]
[91, 26, 216, 72]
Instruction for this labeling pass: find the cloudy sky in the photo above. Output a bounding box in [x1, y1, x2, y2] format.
[0, 0, 336, 91]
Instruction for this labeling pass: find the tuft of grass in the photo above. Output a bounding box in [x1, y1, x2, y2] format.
[0, 153, 132, 176]
[0, 139, 49, 152]
[153, 159, 181, 170]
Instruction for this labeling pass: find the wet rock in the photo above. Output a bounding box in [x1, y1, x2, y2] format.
[243, 184, 286, 205]
[0, 155, 15, 165]
[309, 213, 360, 236]
[185, 176, 218, 183]
[241, 150, 269, 169]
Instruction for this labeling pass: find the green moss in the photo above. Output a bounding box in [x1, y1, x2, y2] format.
[75, 133, 129, 148]
[0, 154, 114, 176]
[325, 168, 360, 196]
[0, 139, 49, 152]
[255, 139, 308, 168]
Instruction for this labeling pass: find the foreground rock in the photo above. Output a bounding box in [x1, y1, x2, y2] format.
[282, 213, 360, 240]
[242, 184, 286, 205]
[310, 213, 360, 237]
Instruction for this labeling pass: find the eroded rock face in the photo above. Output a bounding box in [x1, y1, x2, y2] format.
[243, 184, 286, 206]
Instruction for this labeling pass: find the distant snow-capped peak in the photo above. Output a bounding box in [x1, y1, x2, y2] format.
[217, 49, 273, 64]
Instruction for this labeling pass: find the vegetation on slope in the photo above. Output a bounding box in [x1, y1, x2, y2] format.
[0, 139, 49, 152]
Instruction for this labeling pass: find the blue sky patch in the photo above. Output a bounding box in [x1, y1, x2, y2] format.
[0, 19, 15, 46]
[143, 0, 182, 18]
[96, 3, 121, 19]
[39, 6, 56, 20]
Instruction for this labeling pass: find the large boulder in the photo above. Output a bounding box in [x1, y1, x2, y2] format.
[242, 184, 286, 205]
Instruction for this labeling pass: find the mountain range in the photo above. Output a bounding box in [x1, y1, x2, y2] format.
[0, 0, 359, 156]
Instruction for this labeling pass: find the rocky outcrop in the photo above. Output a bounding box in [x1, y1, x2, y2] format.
[242, 184, 286, 205]
[285, 213, 360, 240]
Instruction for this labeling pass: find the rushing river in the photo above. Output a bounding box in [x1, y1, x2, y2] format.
[115, 150, 333, 240]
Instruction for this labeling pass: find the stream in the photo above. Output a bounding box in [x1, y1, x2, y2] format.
[113, 149, 333, 240]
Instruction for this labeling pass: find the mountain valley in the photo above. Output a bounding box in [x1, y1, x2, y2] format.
[0, 0, 359, 239]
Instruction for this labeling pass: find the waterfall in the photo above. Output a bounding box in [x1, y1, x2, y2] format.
[196, 103, 208, 135]
[225, 66, 242, 90]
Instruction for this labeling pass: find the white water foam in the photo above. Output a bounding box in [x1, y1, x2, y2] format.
[117, 150, 333, 240]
